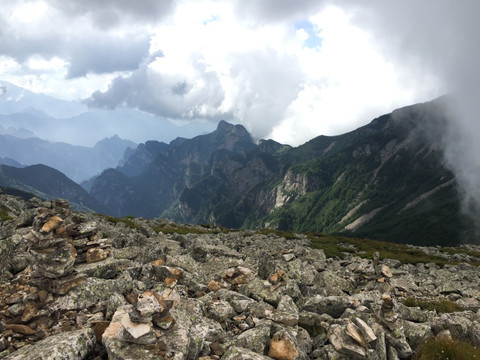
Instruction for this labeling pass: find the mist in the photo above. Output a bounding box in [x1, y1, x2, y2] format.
[340, 0, 480, 238]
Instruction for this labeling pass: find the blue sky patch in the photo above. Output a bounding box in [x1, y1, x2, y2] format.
[294, 19, 323, 49]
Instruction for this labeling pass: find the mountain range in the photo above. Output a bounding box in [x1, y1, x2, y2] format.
[0, 92, 475, 246]
[86, 97, 472, 246]
[0, 134, 136, 182]
[0, 164, 105, 212]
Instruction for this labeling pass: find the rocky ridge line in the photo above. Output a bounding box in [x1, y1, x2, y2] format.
[0, 192, 480, 359]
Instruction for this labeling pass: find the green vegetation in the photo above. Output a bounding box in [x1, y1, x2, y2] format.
[257, 228, 299, 240]
[309, 233, 471, 266]
[0, 209, 13, 221]
[95, 214, 141, 230]
[441, 247, 480, 258]
[151, 223, 232, 235]
[255, 124, 463, 247]
[403, 297, 464, 313]
[414, 337, 480, 360]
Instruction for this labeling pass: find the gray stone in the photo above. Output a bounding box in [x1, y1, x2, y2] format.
[402, 320, 433, 350]
[235, 323, 271, 354]
[5, 328, 95, 360]
[206, 300, 236, 322]
[222, 346, 273, 360]
[302, 295, 354, 318]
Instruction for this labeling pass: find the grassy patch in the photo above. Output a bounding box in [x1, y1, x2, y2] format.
[0, 209, 13, 221]
[414, 337, 480, 360]
[309, 234, 355, 258]
[152, 225, 207, 235]
[95, 214, 141, 230]
[441, 247, 480, 259]
[257, 228, 299, 240]
[151, 223, 233, 235]
[309, 233, 463, 266]
[403, 297, 464, 313]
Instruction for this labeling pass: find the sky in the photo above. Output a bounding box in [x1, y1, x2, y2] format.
[0, 0, 461, 147]
[1, 1, 480, 228]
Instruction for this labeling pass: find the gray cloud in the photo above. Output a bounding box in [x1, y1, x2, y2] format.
[0, 0, 172, 78]
[0, 27, 150, 78]
[227, 49, 304, 139]
[86, 48, 304, 139]
[65, 34, 151, 78]
[86, 58, 231, 121]
[47, 0, 175, 29]
[234, 0, 326, 23]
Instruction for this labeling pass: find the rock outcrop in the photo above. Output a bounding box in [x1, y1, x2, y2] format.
[1, 194, 480, 359]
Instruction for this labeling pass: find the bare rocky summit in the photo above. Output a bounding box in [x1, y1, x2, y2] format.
[1, 193, 480, 359]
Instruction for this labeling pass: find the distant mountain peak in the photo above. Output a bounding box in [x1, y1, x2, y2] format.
[216, 120, 249, 136]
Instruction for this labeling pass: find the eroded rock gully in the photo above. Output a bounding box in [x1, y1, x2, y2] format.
[0, 194, 479, 359]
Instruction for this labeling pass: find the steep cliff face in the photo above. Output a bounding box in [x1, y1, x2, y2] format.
[90, 121, 260, 219]
[272, 170, 327, 209]
[257, 98, 464, 245]
[86, 98, 473, 245]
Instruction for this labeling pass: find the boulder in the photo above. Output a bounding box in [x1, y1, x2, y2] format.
[5, 328, 95, 360]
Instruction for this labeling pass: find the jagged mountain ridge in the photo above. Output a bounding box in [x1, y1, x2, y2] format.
[90, 98, 470, 246]
[90, 120, 260, 219]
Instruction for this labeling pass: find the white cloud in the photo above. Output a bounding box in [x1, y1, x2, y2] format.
[0, 0, 446, 146]
[84, 2, 443, 145]
[10, 0, 48, 23]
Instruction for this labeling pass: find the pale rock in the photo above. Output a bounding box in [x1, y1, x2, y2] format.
[345, 321, 367, 348]
[208, 279, 222, 292]
[120, 313, 152, 339]
[282, 253, 296, 262]
[328, 324, 366, 358]
[39, 215, 64, 233]
[381, 264, 393, 278]
[223, 266, 255, 285]
[21, 302, 38, 322]
[86, 247, 110, 263]
[136, 290, 173, 317]
[269, 330, 300, 360]
[353, 317, 377, 344]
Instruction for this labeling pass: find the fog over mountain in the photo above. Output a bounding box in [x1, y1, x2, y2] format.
[0, 81, 215, 147]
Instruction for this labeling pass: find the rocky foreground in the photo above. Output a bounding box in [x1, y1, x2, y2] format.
[1, 193, 480, 359]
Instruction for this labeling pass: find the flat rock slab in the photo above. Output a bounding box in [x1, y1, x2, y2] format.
[3, 328, 95, 360]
